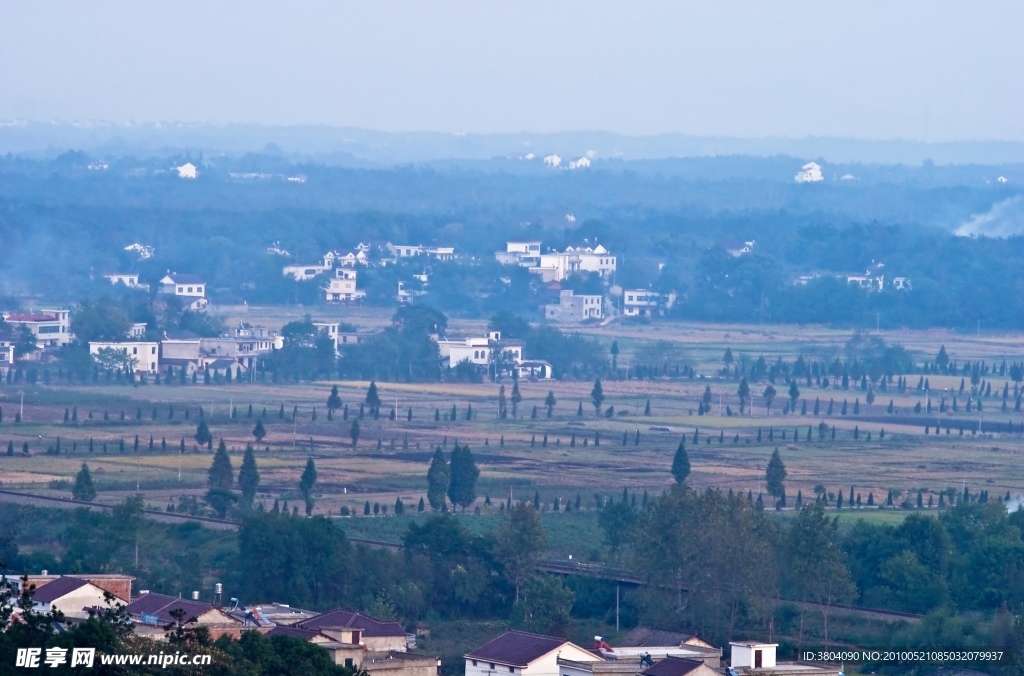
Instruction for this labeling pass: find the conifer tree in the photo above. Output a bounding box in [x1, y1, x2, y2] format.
[672, 440, 690, 483]
[765, 448, 787, 497]
[300, 457, 318, 515]
[252, 418, 266, 443]
[206, 441, 235, 517]
[72, 463, 97, 501]
[238, 444, 260, 507]
[448, 444, 480, 510]
[427, 448, 449, 510]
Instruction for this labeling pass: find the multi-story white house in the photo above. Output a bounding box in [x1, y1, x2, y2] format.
[326, 268, 366, 302]
[530, 243, 617, 282]
[545, 290, 603, 323]
[158, 273, 208, 310]
[437, 331, 551, 379]
[89, 341, 160, 374]
[0, 344, 14, 374]
[2, 310, 71, 348]
[387, 244, 456, 261]
[622, 290, 675, 317]
[495, 241, 542, 267]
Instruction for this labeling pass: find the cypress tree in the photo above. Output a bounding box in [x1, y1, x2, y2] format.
[672, 440, 690, 483]
[427, 448, 449, 510]
[448, 444, 480, 510]
[238, 444, 260, 507]
[300, 457, 318, 515]
[72, 463, 97, 501]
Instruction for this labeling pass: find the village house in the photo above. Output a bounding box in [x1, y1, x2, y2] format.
[199, 334, 275, 373]
[727, 642, 839, 676]
[466, 630, 601, 676]
[2, 310, 71, 348]
[313, 322, 341, 352]
[159, 334, 202, 377]
[26, 576, 127, 621]
[129, 322, 148, 339]
[158, 273, 208, 310]
[103, 273, 145, 288]
[0, 343, 14, 375]
[288, 607, 440, 676]
[387, 243, 456, 261]
[326, 268, 366, 302]
[125, 591, 243, 640]
[176, 162, 197, 179]
[530, 242, 617, 282]
[545, 290, 603, 323]
[622, 290, 675, 317]
[23, 573, 134, 603]
[495, 241, 542, 268]
[89, 341, 160, 374]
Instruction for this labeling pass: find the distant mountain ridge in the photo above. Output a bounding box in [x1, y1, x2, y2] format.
[3, 122, 1024, 166]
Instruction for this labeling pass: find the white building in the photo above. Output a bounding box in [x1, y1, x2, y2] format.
[89, 341, 160, 374]
[0, 344, 14, 374]
[714, 240, 755, 257]
[2, 310, 71, 348]
[104, 273, 142, 287]
[437, 331, 522, 367]
[794, 162, 823, 183]
[545, 290, 603, 323]
[313, 322, 340, 352]
[892, 276, 912, 290]
[387, 244, 456, 261]
[176, 162, 197, 179]
[531, 243, 617, 282]
[495, 241, 542, 267]
[728, 642, 839, 676]
[29, 577, 126, 621]
[158, 273, 208, 309]
[543, 154, 562, 168]
[568, 157, 591, 169]
[326, 268, 366, 302]
[466, 631, 599, 676]
[622, 290, 675, 317]
[283, 263, 332, 281]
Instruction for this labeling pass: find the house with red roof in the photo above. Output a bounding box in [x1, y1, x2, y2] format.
[1, 309, 71, 348]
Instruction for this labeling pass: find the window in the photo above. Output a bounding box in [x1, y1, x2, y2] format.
[38, 326, 60, 334]
[509, 668, 515, 673]
[132, 347, 138, 355]
[151, 347, 156, 354]
[187, 287, 193, 293]
[490, 665, 495, 670]
[345, 659, 354, 668]
[197, 286, 203, 293]
[472, 661, 478, 667]
[178, 286, 184, 293]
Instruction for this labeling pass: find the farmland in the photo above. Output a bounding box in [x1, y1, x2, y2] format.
[2, 312, 1022, 530]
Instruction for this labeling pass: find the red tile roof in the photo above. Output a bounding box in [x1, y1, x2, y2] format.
[466, 631, 572, 667]
[31, 577, 89, 605]
[642, 657, 705, 676]
[125, 592, 235, 625]
[296, 607, 405, 637]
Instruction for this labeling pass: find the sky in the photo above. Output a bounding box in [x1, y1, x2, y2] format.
[2, 1, 1023, 142]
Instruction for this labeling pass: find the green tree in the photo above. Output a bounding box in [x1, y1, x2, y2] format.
[252, 418, 266, 443]
[494, 502, 547, 601]
[427, 448, 450, 510]
[327, 384, 342, 413]
[766, 447, 787, 497]
[350, 418, 360, 448]
[195, 420, 212, 447]
[365, 381, 382, 414]
[300, 457, 318, 516]
[238, 444, 260, 507]
[511, 574, 575, 635]
[610, 340, 620, 369]
[72, 462, 97, 501]
[672, 440, 691, 483]
[738, 378, 751, 414]
[71, 298, 132, 342]
[206, 441, 235, 517]
[591, 378, 605, 416]
[789, 380, 800, 409]
[448, 445, 480, 510]
[545, 390, 557, 417]
[763, 384, 777, 414]
[510, 382, 523, 418]
[599, 501, 637, 552]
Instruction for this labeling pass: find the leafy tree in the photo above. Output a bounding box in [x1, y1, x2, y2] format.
[591, 378, 605, 415]
[599, 501, 637, 551]
[427, 448, 450, 510]
[512, 574, 575, 635]
[300, 457, 318, 515]
[327, 384, 342, 413]
[206, 441, 235, 517]
[195, 419, 212, 447]
[238, 444, 260, 507]
[610, 340, 620, 369]
[488, 310, 531, 339]
[365, 381, 382, 414]
[498, 385, 508, 419]
[738, 378, 750, 414]
[672, 440, 691, 483]
[766, 447, 787, 497]
[495, 502, 547, 601]
[350, 418, 360, 447]
[789, 380, 800, 408]
[763, 384, 777, 413]
[71, 298, 132, 342]
[510, 382, 523, 418]
[72, 462, 97, 501]
[448, 445, 480, 510]
[252, 418, 267, 443]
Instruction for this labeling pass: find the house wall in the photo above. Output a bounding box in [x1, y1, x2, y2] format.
[467, 644, 600, 676]
[39, 585, 111, 620]
[363, 654, 440, 676]
[89, 342, 159, 373]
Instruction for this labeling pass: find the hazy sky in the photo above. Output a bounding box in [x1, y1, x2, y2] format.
[2, 1, 1022, 141]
